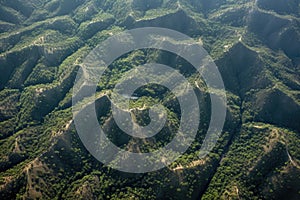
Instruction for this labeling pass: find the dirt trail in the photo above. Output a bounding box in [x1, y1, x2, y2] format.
[172, 159, 205, 171]
[286, 148, 300, 169]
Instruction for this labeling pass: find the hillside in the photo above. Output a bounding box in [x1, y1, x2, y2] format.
[0, 0, 299, 199]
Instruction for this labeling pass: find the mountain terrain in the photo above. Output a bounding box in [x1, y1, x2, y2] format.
[0, 0, 300, 199]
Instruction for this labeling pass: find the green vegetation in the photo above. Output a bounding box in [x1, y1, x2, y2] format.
[0, 0, 299, 199]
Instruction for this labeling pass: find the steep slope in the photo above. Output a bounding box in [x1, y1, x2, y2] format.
[0, 0, 299, 199]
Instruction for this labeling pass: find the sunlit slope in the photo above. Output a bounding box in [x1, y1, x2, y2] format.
[0, 0, 299, 199]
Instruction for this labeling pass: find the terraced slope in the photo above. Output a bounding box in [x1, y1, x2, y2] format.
[0, 0, 299, 199]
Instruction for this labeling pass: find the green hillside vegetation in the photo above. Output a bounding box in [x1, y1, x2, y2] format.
[0, 0, 299, 199]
